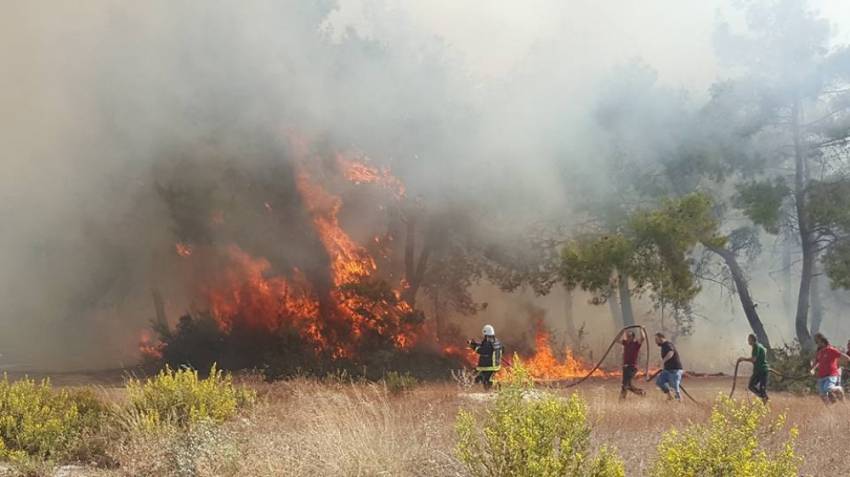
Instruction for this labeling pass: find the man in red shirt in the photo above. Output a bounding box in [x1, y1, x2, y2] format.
[619, 329, 645, 400]
[810, 333, 850, 404]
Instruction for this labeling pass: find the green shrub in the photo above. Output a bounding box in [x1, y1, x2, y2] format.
[0, 376, 106, 461]
[383, 371, 417, 395]
[125, 364, 255, 430]
[455, 356, 624, 477]
[767, 343, 814, 394]
[651, 396, 800, 477]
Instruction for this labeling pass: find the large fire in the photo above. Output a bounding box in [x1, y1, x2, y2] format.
[146, 142, 609, 378]
[159, 145, 419, 360]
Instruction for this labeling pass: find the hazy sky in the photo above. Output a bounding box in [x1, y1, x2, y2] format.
[332, 0, 850, 92]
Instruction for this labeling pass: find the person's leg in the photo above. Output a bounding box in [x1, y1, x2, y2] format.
[758, 370, 769, 402]
[670, 370, 683, 401]
[749, 370, 768, 401]
[747, 372, 759, 395]
[826, 376, 844, 402]
[656, 370, 670, 395]
[818, 378, 832, 404]
[481, 371, 493, 391]
[620, 366, 630, 400]
[627, 366, 645, 395]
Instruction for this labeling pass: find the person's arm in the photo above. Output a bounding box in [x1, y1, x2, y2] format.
[738, 349, 755, 363]
[810, 362, 819, 375]
[662, 351, 674, 364]
[637, 334, 645, 345]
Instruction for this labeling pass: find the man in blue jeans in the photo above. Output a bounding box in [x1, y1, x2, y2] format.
[654, 332, 683, 401]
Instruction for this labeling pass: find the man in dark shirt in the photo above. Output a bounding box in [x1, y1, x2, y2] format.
[619, 329, 645, 400]
[737, 333, 769, 403]
[654, 332, 683, 401]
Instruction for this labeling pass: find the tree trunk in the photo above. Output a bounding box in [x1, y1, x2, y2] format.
[607, 285, 623, 326]
[792, 98, 814, 351]
[707, 245, 771, 348]
[618, 273, 635, 326]
[432, 289, 444, 341]
[782, 229, 794, 320]
[400, 217, 432, 308]
[563, 286, 577, 342]
[810, 266, 824, 334]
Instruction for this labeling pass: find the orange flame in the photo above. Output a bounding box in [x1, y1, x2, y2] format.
[337, 154, 406, 199]
[157, 145, 419, 360]
[175, 243, 193, 257]
[139, 330, 164, 359]
[521, 322, 613, 380]
[443, 344, 477, 367]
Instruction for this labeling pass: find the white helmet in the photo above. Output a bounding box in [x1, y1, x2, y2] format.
[482, 324, 495, 336]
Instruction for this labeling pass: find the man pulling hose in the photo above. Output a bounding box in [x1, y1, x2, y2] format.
[736, 333, 769, 403]
[654, 332, 683, 401]
[811, 332, 850, 404]
[619, 329, 646, 400]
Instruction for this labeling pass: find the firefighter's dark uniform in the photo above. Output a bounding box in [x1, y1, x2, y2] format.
[469, 338, 503, 391]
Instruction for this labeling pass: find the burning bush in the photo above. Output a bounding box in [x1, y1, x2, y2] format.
[455, 357, 625, 477]
[142, 146, 474, 379]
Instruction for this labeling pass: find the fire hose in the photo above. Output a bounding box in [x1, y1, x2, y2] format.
[551, 325, 703, 405]
[499, 325, 814, 405]
[644, 368, 703, 406]
[728, 360, 811, 398]
[557, 325, 650, 389]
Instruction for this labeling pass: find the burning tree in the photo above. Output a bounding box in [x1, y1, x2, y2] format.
[143, 138, 475, 378]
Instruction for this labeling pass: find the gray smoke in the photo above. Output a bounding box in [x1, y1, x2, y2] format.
[2, 0, 849, 370]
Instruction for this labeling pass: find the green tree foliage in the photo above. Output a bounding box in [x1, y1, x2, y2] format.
[734, 179, 790, 234]
[455, 357, 624, 477]
[652, 396, 800, 477]
[560, 193, 723, 330]
[709, 0, 850, 348]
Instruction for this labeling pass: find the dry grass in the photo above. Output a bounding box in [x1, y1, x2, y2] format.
[51, 376, 850, 476]
[562, 377, 850, 476]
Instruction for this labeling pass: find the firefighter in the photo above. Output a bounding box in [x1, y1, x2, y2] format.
[468, 324, 503, 391]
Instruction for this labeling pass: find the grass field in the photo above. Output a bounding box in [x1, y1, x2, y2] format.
[5, 371, 848, 476]
[95, 374, 850, 476]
